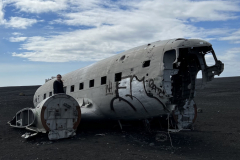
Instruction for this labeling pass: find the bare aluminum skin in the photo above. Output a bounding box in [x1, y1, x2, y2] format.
[9, 38, 224, 139]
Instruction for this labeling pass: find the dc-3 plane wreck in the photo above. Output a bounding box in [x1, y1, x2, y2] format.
[8, 38, 224, 140]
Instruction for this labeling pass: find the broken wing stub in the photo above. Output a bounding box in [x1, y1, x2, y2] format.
[8, 94, 81, 140]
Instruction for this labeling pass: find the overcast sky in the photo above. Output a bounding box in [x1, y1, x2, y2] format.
[0, 0, 240, 87]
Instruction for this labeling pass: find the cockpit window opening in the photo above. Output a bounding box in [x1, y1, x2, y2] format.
[204, 51, 216, 67]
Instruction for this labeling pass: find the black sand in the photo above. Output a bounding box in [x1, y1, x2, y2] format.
[0, 77, 239, 160]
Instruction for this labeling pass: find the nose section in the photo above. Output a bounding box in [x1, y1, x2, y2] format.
[162, 45, 224, 130]
[201, 49, 224, 82]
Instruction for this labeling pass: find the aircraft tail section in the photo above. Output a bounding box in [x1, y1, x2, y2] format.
[8, 94, 81, 140]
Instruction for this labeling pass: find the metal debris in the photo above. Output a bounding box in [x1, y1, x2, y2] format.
[21, 132, 38, 139]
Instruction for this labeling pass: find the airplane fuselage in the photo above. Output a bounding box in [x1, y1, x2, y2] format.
[33, 38, 224, 129]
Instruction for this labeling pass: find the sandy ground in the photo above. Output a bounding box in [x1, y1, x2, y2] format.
[0, 77, 240, 160]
